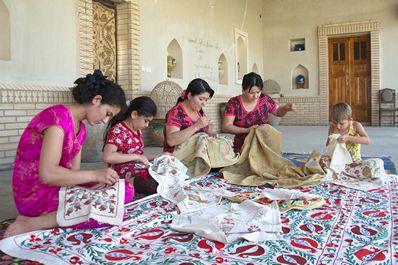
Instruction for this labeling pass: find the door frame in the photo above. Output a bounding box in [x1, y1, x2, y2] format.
[318, 20, 381, 125]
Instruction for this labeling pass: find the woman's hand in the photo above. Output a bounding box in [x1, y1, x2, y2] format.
[284, 102, 296, 112]
[275, 103, 296, 117]
[194, 116, 210, 130]
[94, 168, 119, 185]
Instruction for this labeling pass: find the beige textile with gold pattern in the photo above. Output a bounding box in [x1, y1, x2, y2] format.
[173, 133, 239, 178]
[221, 125, 325, 188]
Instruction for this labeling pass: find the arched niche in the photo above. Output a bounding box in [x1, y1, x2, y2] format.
[234, 29, 248, 84]
[252, 63, 258, 73]
[0, 0, 11, 60]
[292, 64, 309, 89]
[167, 39, 183, 79]
[218, 53, 228, 85]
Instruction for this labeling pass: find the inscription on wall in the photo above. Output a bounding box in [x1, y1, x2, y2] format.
[188, 38, 220, 85]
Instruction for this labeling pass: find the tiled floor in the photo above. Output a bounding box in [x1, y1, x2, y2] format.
[1, 125, 397, 220]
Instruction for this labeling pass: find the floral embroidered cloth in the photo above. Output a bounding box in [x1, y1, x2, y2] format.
[325, 158, 389, 191]
[173, 133, 239, 178]
[326, 133, 353, 173]
[149, 155, 234, 213]
[57, 180, 125, 226]
[169, 200, 283, 244]
[221, 125, 325, 188]
[1, 164, 398, 264]
[227, 188, 326, 213]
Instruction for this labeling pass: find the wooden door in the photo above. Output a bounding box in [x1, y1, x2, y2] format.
[328, 35, 371, 123]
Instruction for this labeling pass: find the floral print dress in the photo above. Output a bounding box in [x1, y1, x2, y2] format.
[12, 105, 133, 228]
[224, 94, 278, 153]
[163, 102, 209, 153]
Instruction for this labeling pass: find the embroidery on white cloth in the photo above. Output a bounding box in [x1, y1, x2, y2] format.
[57, 180, 125, 226]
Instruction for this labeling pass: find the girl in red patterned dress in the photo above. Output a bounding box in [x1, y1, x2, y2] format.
[103, 96, 162, 195]
[163, 78, 215, 153]
[223, 72, 296, 153]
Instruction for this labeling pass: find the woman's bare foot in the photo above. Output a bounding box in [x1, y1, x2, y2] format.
[4, 212, 57, 238]
[4, 215, 31, 237]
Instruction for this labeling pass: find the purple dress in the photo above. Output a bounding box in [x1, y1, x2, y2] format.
[12, 105, 133, 228]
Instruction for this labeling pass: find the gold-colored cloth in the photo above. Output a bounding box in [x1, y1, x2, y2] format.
[221, 125, 325, 188]
[173, 133, 239, 178]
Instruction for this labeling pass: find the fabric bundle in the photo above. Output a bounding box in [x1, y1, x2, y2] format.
[221, 125, 325, 188]
[173, 133, 239, 178]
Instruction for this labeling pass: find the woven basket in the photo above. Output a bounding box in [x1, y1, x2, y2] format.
[150, 80, 183, 120]
[149, 81, 183, 146]
[263, 79, 281, 95]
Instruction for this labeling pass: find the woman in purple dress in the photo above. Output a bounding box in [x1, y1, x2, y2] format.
[5, 70, 133, 237]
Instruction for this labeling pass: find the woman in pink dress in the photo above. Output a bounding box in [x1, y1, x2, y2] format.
[163, 78, 215, 153]
[5, 70, 133, 237]
[223, 72, 296, 153]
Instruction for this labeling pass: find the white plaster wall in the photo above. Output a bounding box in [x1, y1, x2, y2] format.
[262, 0, 398, 97]
[0, 0, 79, 86]
[137, 0, 264, 96]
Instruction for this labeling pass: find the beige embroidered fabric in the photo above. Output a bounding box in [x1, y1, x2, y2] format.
[227, 189, 326, 213]
[173, 133, 239, 178]
[326, 134, 353, 173]
[221, 125, 325, 188]
[57, 180, 125, 226]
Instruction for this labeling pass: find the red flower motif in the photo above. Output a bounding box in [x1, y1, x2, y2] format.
[118, 227, 131, 232]
[30, 244, 43, 250]
[51, 228, 61, 235]
[49, 247, 62, 254]
[119, 237, 128, 244]
[189, 253, 201, 258]
[164, 247, 176, 254]
[215, 256, 226, 263]
[29, 234, 41, 242]
[70, 256, 83, 264]
[140, 244, 150, 250]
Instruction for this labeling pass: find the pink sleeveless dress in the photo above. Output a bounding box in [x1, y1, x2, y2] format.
[12, 105, 133, 228]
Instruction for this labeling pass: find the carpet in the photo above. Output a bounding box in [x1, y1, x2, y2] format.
[0, 153, 396, 264]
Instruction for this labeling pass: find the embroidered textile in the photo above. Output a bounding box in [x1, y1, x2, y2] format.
[57, 180, 126, 226]
[173, 133, 239, 177]
[221, 125, 325, 187]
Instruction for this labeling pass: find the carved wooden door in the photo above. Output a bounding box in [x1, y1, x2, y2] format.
[328, 35, 371, 123]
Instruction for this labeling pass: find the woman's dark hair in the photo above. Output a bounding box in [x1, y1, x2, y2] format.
[242, 72, 263, 92]
[72, 69, 126, 109]
[103, 96, 157, 146]
[177, 78, 214, 104]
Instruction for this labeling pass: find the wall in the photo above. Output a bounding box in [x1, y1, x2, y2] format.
[0, 0, 79, 169]
[137, 0, 264, 97]
[262, 0, 398, 125]
[0, 0, 79, 85]
[0, 0, 265, 169]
